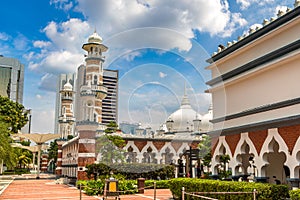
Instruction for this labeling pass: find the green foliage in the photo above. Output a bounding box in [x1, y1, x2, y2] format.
[0, 95, 28, 133]
[77, 178, 171, 196]
[0, 121, 17, 169]
[218, 154, 231, 179]
[145, 180, 170, 189]
[48, 140, 58, 164]
[169, 178, 289, 200]
[290, 189, 300, 200]
[96, 134, 126, 164]
[118, 180, 137, 194]
[104, 121, 119, 134]
[198, 134, 211, 159]
[77, 180, 104, 196]
[85, 163, 175, 180]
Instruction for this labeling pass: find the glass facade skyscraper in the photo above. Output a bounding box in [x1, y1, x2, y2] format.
[0, 56, 24, 103]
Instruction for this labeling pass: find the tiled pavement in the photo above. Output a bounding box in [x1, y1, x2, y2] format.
[0, 175, 173, 200]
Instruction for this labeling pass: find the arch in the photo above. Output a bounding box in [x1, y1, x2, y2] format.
[140, 142, 158, 164]
[261, 138, 287, 184]
[160, 142, 177, 164]
[94, 75, 98, 85]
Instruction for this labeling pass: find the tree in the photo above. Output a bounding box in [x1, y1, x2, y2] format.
[0, 96, 28, 133]
[104, 121, 119, 134]
[218, 154, 231, 179]
[198, 134, 212, 176]
[0, 121, 18, 170]
[96, 135, 125, 164]
[48, 140, 58, 164]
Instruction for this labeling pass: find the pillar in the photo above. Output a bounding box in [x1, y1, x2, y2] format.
[56, 139, 65, 177]
[76, 122, 98, 180]
[41, 153, 48, 172]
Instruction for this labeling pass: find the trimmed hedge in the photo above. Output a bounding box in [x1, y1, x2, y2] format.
[145, 180, 170, 189]
[86, 163, 175, 180]
[290, 189, 300, 200]
[169, 178, 289, 200]
[77, 179, 170, 196]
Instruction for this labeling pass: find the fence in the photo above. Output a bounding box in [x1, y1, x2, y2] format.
[182, 187, 257, 200]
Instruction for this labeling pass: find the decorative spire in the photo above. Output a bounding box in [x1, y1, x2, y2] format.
[181, 83, 191, 107]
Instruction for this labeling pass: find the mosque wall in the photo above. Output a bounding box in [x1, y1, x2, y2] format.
[206, 1, 300, 186]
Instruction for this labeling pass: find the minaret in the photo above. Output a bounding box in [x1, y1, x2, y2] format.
[58, 81, 75, 139]
[76, 31, 108, 180]
[80, 30, 108, 126]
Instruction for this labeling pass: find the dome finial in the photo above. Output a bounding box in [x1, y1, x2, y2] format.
[184, 81, 186, 96]
[181, 82, 191, 107]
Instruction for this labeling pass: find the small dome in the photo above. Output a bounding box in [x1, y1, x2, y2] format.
[201, 107, 213, 132]
[167, 93, 202, 132]
[63, 82, 73, 91]
[88, 31, 102, 44]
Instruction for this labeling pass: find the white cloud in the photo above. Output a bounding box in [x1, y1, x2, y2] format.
[31, 109, 55, 133]
[13, 34, 29, 51]
[33, 40, 51, 48]
[50, 0, 74, 11]
[159, 72, 167, 78]
[0, 32, 10, 41]
[237, 0, 276, 10]
[36, 94, 42, 99]
[76, 0, 246, 39]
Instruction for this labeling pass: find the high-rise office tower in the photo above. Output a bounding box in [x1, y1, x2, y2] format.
[102, 69, 118, 124]
[0, 55, 24, 103]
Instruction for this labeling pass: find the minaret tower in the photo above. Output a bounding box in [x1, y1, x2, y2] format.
[58, 81, 75, 139]
[80, 31, 108, 128]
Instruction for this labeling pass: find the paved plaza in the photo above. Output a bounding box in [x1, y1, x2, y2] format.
[0, 175, 173, 200]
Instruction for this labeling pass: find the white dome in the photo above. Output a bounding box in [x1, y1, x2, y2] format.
[200, 107, 213, 132]
[167, 94, 202, 132]
[88, 31, 102, 44]
[63, 82, 73, 91]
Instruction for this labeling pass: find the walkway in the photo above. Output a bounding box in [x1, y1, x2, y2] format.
[0, 176, 173, 200]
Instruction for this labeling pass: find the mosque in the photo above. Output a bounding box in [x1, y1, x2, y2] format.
[206, 0, 300, 187]
[55, 30, 213, 180]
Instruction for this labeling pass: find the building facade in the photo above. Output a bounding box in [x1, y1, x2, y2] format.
[55, 32, 119, 139]
[206, 1, 300, 186]
[0, 55, 24, 103]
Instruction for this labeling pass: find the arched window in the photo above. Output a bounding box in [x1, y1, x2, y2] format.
[94, 113, 97, 122]
[62, 106, 66, 115]
[94, 75, 98, 85]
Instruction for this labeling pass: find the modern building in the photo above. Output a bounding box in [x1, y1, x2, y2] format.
[55, 33, 119, 139]
[119, 122, 140, 134]
[0, 55, 24, 103]
[206, 1, 300, 186]
[102, 69, 118, 124]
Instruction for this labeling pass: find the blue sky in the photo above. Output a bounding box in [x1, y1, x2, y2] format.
[0, 0, 294, 133]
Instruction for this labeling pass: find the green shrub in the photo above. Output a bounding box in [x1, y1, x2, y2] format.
[118, 180, 137, 194]
[169, 178, 289, 200]
[77, 180, 104, 196]
[145, 180, 170, 189]
[290, 189, 300, 200]
[85, 163, 175, 180]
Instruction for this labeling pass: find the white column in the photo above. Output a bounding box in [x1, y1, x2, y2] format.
[37, 144, 42, 179]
